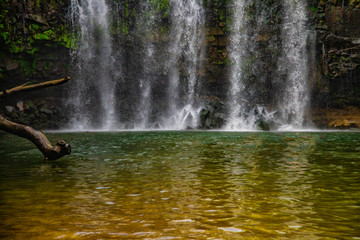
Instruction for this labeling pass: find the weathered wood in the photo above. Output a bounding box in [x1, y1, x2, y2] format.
[0, 77, 70, 98]
[0, 115, 71, 160]
[0, 76, 72, 160]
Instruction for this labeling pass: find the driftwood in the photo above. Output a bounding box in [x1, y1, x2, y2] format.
[0, 77, 71, 160]
[0, 115, 71, 160]
[0, 77, 70, 98]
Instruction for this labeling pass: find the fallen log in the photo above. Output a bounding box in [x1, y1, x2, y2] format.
[0, 77, 71, 160]
[0, 115, 71, 160]
[0, 77, 70, 98]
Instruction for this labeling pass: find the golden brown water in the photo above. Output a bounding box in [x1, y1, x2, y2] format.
[0, 131, 359, 239]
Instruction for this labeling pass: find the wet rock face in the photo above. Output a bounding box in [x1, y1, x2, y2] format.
[316, 0, 360, 109]
[2, 98, 69, 129]
[311, 106, 360, 129]
[199, 97, 226, 129]
[325, 4, 360, 37]
[0, 0, 71, 90]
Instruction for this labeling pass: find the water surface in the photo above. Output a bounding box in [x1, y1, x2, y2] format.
[0, 131, 359, 239]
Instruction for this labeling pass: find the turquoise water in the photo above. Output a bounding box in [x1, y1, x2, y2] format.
[0, 131, 359, 239]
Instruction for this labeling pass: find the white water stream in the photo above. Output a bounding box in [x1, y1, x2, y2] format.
[225, 0, 311, 131]
[277, 0, 310, 130]
[69, 0, 116, 130]
[160, 0, 205, 129]
[67, 0, 311, 131]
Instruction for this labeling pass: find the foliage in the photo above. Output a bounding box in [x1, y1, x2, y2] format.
[111, 0, 171, 37]
[0, 0, 75, 79]
[211, 0, 231, 32]
[310, 6, 318, 12]
[17, 59, 37, 76]
[151, 0, 169, 18]
[0, 0, 75, 55]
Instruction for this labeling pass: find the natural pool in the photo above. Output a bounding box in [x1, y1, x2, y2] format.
[0, 131, 359, 239]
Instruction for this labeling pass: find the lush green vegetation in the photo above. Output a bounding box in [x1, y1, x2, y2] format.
[0, 0, 74, 54]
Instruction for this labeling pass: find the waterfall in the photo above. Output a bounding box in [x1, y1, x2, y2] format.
[68, 0, 205, 130]
[136, 45, 154, 129]
[225, 0, 311, 131]
[68, 0, 117, 130]
[160, 0, 205, 129]
[66, 0, 311, 131]
[225, 0, 252, 130]
[277, 0, 310, 130]
[134, 1, 156, 129]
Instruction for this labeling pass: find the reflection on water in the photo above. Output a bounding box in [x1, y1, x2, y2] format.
[0, 132, 359, 239]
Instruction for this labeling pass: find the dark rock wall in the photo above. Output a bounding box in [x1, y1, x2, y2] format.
[0, 0, 72, 88]
[315, 0, 360, 107]
[201, 0, 229, 101]
[0, 0, 72, 128]
[311, 0, 360, 128]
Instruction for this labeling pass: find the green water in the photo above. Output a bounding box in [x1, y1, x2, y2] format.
[0, 131, 359, 239]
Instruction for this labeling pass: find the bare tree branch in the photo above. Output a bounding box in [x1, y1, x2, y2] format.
[0, 115, 71, 160]
[0, 77, 70, 98]
[1, 76, 72, 160]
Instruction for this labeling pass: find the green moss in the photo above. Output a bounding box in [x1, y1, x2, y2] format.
[125, 2, 129, 17]
[224, 58, 231, 66]
[310, 6, 318, 12]
[211, 0, 231, 32]
[34, 29, 54, 40]
[26, 47, 39, 55]
[159, 26, 169, 35]
[151, 0, 169, 18]
[30, 25, 75, 49]
[208, 35, 216, 42]
[0, 26, 10, 44]
[151, 0, 169, 11]
[122, 22, 129, 35]
[54, 25, 76, 49]
[43, 62, 49, 71]
[0, 0, 75, 53]
[15, 59, 37, 76]
[29, 23, 41, 31]
[9, 40, 24, 53]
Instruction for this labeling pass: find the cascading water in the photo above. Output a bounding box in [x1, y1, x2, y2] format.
[225, 0, 252, 130]
[136, 45, 154, 129]
[68, 0, 117, 130]
[225, 0, 311, 131]
[277, 0, 310, 130]
[68, 0, 205, 130]
[66, 0, 312, 131]
[134, 1, 156, 129]
[160, 0, 205, 129]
